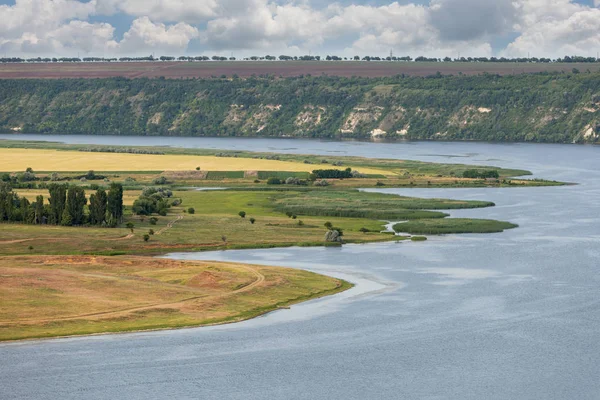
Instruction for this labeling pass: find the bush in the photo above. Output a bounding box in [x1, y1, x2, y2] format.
[152, 176, 169, 185]
[149, 217, 158, 225]
[126, 222, 135, 232]
[267, 177, 282, 185]
[411, 236, 428, 241]
[324, 221, 333, 229]
[148, 229, 155, 235]
[298, 220, 304, 226]
[250, 217, 256, 224]
[359, 227, 371, 233]
[238, 211, 246, 218]
[375, 181, 386, 187]
[188, 207, 195, 214]
[313, 179, 330, 187]
[196, 167, 201, 171]
[143, 234, 150, 242]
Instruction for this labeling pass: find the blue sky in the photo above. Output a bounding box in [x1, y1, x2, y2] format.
[0, 0, 599, 58]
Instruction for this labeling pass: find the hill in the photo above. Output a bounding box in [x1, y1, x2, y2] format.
[0, 72, 598, 143]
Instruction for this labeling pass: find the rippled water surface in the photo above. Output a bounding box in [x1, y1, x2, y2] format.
[1, 136, 599, 399]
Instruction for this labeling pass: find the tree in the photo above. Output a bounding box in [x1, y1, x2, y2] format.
[249, 217, 256, 224]
[126, 222, 135, 233]
[89, 189, 107, 225]
[238, 211, 246, 218]
[48, 183, 67, 225]
[34, 195, 44, 224]
[60, 207, 72, 226]
[187, 207, 195, 214]
[65, 186, 87, 225]
[107, 183, 124, 226]
[143, 234, 150, 242]
[324, 221, 333, 229]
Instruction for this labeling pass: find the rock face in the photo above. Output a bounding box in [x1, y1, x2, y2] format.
[324, 230, 343, 243]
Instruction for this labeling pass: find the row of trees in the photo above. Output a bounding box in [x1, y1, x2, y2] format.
[462, 170, 500, 179]
[0, 183, 123, 227]
[2, 55, 599, 64]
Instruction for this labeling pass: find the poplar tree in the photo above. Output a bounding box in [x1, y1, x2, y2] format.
[107, 183, 123, 226]
[48, 184, 67, 225]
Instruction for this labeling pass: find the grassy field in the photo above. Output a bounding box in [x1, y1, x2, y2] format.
[0, 148, 387, 175]
[0, 255, 349, 341]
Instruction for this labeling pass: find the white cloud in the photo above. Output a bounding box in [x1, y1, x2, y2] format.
[504, 10, 600, 57]
[0, 0, 599, 58]
[118, 17, 200, 54]
[97, 0, 219, 23]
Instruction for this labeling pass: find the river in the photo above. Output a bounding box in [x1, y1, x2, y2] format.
[1, 135, 599, 399]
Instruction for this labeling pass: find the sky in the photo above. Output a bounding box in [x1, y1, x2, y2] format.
[0, 0, 599, 59]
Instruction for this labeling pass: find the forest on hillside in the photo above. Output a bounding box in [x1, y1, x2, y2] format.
[0, 72, 598, 143]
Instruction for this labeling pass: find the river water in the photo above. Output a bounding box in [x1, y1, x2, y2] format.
[1, 135, 599, 399]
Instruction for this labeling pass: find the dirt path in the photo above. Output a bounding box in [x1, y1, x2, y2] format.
[0, 239, 35, 245]
[9, 264, 265, 324]
[156, 215, 184, 235]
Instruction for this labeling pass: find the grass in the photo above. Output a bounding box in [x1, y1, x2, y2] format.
[0, 255, 350, 341]
[393, 219, 518, 234]
[273, 190, 493, 219]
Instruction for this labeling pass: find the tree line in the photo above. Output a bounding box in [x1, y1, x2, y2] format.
[0, 182, 123, 227]
[2, 55, 599, 64]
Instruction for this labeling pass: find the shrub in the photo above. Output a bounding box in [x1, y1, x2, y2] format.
[359, 227, 371, 233]
[375, 181, 386, 187]
[149, 217, 158, 225]
[411, 236, 428, 241]
[250, 217, 256, 224]
[267, 177, 282, 185]
[126, 222, 135, 233]
[286, 212, 293, 218]
[152, 176, 169, 185]
[254, 179, 261, 183]
[239, 211, 246, 218]
[298, 220, 304, 226]
[313, 179, 330, 187]
[148, 229, 154, 235]
[188, 207, 195, 214]
[324, 221, 333, 229]
[143, 234, 150, 242]
[292, 215, 297, 219]
[196, 167, 201, 171]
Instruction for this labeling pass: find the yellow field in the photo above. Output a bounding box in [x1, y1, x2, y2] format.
[0, 148, 387, 174]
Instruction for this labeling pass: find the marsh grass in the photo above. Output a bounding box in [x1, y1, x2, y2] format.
[394, 219, 518, 234]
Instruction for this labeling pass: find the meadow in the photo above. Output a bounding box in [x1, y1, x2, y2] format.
[0, 255, 349, 341]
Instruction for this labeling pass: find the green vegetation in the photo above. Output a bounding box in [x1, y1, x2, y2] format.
[273, 190, 494, 220]
[0, 73, 598, 142]
[0, 181, 123, 227]
[393, 219, 518, 234]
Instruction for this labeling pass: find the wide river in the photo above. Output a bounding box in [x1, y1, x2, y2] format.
[1, 135, 599, 399]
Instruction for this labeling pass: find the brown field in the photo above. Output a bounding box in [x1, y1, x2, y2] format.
[1, 61, 598, 79]
[0, 255, 349, 341]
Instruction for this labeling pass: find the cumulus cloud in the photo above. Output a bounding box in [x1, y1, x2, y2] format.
[0, 0, 599, 58]
[503, 6, 600, 57]
[118, 17, 199, 54]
